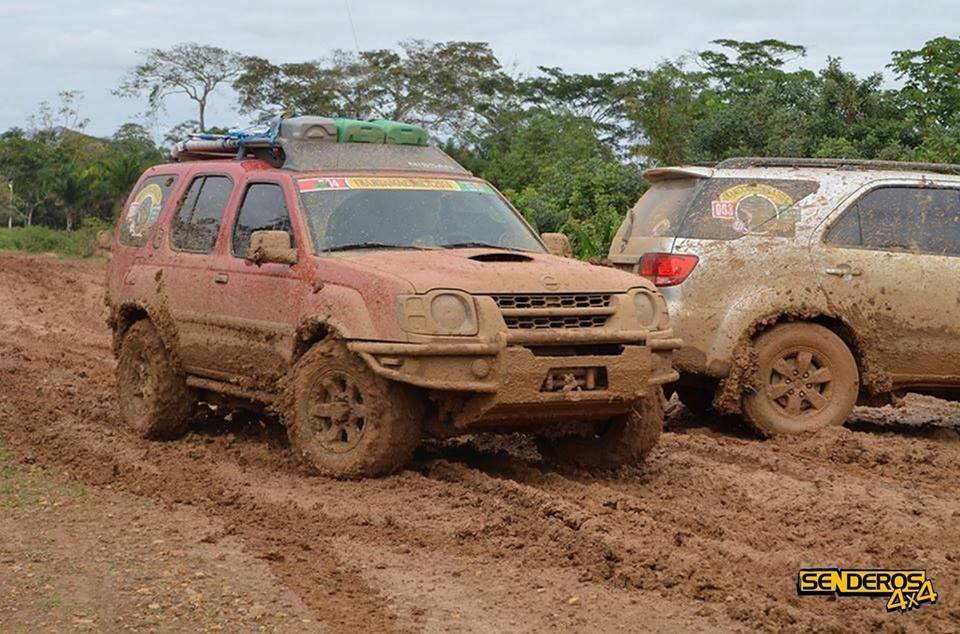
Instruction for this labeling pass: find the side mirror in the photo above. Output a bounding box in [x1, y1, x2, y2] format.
[245, 230, 298, 266]
[95, 229, 113, 251]
[541, 232, 573, 258]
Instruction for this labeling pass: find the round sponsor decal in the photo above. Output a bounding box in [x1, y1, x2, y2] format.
[125, 183, 164, 238]
[712, 183, 799, 235]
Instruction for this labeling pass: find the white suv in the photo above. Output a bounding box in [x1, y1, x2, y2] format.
[608, 157, 960, 435]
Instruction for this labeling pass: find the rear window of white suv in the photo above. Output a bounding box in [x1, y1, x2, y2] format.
[628, 177, 819, 240]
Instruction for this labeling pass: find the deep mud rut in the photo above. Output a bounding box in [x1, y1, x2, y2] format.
[1, 252, 959, 632]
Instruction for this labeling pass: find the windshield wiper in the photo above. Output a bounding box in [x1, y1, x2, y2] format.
[324, 242, 431, 253]
[441, 241, 516, 251]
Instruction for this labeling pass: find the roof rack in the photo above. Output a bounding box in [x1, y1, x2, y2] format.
[170, 115, 468, 175]
[171, 115, 430, 165]
[715, 156, 960, 176]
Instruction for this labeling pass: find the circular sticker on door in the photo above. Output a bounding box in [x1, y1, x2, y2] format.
[125, 183, 164, 238]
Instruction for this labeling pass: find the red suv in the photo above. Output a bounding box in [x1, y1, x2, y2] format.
[105, 117, 679, 476]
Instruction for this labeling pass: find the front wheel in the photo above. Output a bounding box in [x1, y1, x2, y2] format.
[742, 323, 859, 435]
[537, 391, 664, 468]
[286, 340, 423, 478]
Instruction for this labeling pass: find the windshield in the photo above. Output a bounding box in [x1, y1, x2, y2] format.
[297, 176, 545, 253]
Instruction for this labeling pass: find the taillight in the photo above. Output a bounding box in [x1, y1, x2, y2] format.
[638, 253, 699, 287]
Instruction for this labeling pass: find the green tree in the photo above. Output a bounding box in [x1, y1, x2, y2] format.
[624, 59, 709, 165]
[234, 40, 514, 140]
[521, 67, 630, 145]
[890, 36, 960, 126]
[116, 43, 246, 132]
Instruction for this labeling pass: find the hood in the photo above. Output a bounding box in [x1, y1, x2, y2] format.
[333, 248, 647, 294]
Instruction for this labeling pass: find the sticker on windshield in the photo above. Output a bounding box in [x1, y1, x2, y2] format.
[711, 183, 800, 236]
[299, 177, 495, 194]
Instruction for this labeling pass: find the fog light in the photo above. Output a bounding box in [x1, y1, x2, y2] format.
[471, 359, 491, 378]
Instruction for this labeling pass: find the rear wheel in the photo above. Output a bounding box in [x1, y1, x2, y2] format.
[742, 323, 858, 435]
[537, 391, 663, 468]
[286, 340, 423, 478]
[116, 320, 193, 440]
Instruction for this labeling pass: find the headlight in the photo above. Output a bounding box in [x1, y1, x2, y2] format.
[431, 294, 469, 330]
[631, 288, 667, 330]
[398, 291, 478, 335]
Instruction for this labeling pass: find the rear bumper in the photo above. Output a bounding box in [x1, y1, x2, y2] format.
[348, 330, 680, 429]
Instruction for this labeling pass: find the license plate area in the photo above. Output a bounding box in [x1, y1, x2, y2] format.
[541, 367, 608, 392]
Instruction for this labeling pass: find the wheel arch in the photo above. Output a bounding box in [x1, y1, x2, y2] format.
[751, 312, 865, 379]
[109, 301, 183, 371]
[714, 308, 883, 413]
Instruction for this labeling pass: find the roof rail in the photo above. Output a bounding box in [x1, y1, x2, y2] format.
[715, 156, 960, 176]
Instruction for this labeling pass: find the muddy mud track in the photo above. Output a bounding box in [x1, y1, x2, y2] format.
[1, 252, 959, 632]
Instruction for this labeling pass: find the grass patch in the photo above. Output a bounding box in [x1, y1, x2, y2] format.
[0, 465, 41, 508]
[0, 223, 108, 258]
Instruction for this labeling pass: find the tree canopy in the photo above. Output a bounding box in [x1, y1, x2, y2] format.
[5, 36, 960, 258]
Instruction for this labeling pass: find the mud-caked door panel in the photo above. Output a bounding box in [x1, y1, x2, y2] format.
[813, 185, 960, 384]
[159, 174, 237, 375]
[209, 181, 306, 387]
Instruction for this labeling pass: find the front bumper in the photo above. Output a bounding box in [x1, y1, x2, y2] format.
[348, 329, 681, 429]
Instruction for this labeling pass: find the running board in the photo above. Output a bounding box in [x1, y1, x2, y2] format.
[185, 376, 276, 404]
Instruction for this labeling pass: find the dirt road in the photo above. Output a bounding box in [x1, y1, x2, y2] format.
[1, 252, 958, 632]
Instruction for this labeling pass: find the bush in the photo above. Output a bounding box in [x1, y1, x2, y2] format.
[0, 219, 109, 258]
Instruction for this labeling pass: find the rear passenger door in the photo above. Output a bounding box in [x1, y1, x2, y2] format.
[814, 183, 960, 387]
[206, 178, 307, 389]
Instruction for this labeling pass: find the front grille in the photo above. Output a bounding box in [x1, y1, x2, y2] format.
[490, 293, 614, 330]
[504, 315, 608, 329]
[491, 294, 612, 310]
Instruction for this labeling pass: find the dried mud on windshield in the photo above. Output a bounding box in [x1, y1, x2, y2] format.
[1, 252, 959, 632]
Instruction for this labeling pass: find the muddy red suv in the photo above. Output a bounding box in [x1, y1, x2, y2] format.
[106, 117, 680, 476]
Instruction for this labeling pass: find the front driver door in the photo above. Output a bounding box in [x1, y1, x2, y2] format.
[812, 182, 960, 390]
[206, 178, 309, 390]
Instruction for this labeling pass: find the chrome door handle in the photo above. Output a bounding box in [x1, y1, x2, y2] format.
[214, 273, 229, 284]
[824, 264, 862, 278]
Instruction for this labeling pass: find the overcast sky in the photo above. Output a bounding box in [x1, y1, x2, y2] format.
[1, 0, 956, 138]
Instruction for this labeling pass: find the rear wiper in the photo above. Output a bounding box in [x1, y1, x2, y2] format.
[324, 242, 430, 253]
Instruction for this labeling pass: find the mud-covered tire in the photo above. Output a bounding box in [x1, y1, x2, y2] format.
[116, 319, 193, 440]
[537, 391, 664, 468]
[676, 384, 715, 416]
[743, 322, 859, 436]
[286, 340, 423, 478]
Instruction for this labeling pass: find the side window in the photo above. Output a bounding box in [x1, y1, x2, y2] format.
[231, 183, 294, 257]
[824, 207, 862, 247]
[171, 175, 233, 253]
[119, 175, 178, 247]
[837, 187, 960, 256]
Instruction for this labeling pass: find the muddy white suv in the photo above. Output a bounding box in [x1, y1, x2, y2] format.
[608, 157, 960, 435]
[105, 116, 680, 476]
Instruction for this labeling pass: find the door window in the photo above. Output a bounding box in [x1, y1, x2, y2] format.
[826, 186, 960, 256]
[119, 175, 178, 246]
[231, 183, 294, 257]
[171, 175, 233, 253]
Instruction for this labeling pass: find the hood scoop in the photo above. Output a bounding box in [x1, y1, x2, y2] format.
[468, 252, 534, 263]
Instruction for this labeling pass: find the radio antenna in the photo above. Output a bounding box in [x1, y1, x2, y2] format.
[344, 0, 361, 52]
